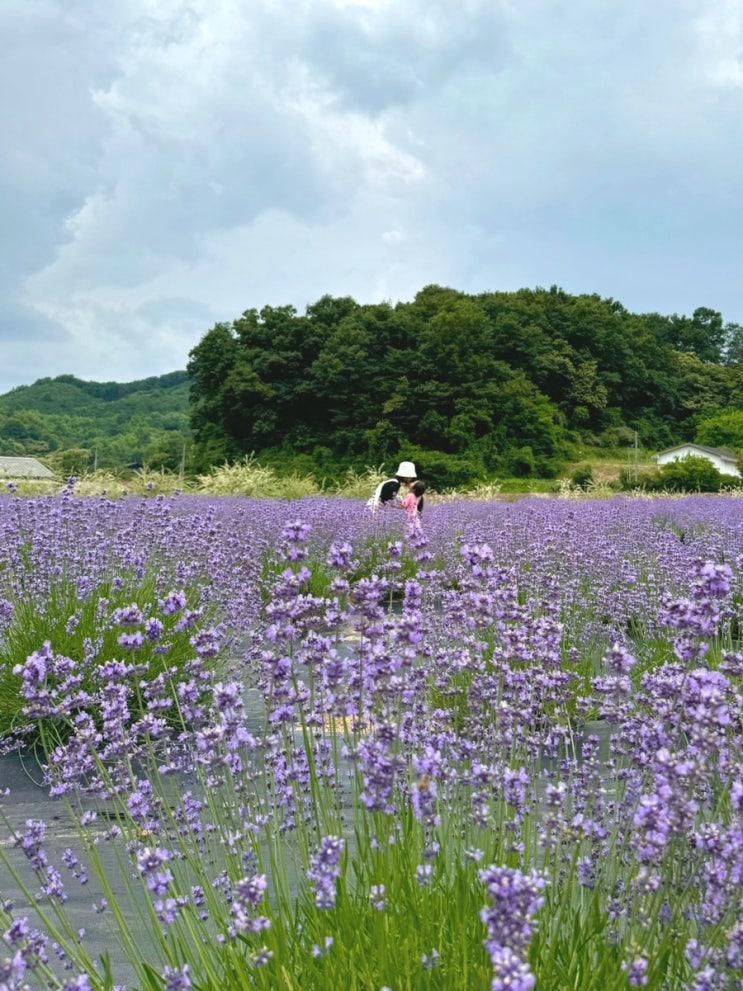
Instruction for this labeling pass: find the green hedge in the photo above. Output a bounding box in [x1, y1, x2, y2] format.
[631, 455, 732, 493]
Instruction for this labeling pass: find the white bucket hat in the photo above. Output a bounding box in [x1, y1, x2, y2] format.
[395, 461, 417, 479]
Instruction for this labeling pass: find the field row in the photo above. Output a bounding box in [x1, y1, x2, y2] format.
[0, 493, 741, 989]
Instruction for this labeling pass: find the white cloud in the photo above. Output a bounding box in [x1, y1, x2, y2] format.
[1, 0, 742, 392]
[333, 0, 385, 8]
[694, 1, 743, 87]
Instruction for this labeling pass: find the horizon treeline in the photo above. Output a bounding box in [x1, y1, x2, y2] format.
[187, 284, 743, 484]
[0, 371, 190, 473]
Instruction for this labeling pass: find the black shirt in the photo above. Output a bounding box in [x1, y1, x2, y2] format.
[379, 479, 401, 503]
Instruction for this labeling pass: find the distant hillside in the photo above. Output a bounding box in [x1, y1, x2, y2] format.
[0, 371, 191, 472]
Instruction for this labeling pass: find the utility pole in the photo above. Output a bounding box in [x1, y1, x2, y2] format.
[93, 447, 98, 473]
[632, 431, 639, 483]
[179, 442, 186, 483]
[627, 432, 639, 484]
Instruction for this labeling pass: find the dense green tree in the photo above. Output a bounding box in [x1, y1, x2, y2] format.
[186, 286, 743, 483]
[696, 410, 743, 451]
[673, 352, 734, 427]
[649, 307, 727, 363]
[723, 322, 743, 365]
[11, 288, 739, 487]
[44, 448, 93, 476]
[652, 455, 725, 493]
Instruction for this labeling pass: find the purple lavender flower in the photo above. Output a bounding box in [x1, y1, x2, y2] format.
[174, 609, 202, 633]
[128, 780, 155, 825]
[327, 541, 354, 570]
[0, 597, 14, 625]
[110, 604, 144, 628]
[249, 947, 274, 968]
[234, 874, 268, 909]
[633, 792, 673, 864]
[726, 921, 743, 970]
[358, 732, 401, 814]
[503, 767, 530, 818]
[488, 945, 536, 991]
[4, 917, 30, 946]
[411, 747, 442, 826]
[479, 866, 547, 955]
[155, 898, 183, 926]
[118, 632, 145, 650]
[136, 847, 172, 896]
[693, 561, 733, 598]
[145, 618, 165, 642]
[690, 965, 724, 991]
[190, 628, 220, 658]
[15, 819, 48, 871]
[606, 642, 637, 675]
[160, 590, 187, 616]
[282, 520, 312, 544]
[422, 949, 440, 970]
[478, 865, 546, 991]
[231, 874, 270, 934]
[312, 936, 334, 959]
[41, 866, 67, 902]
[308, 836, 344, 910]
[13, 645, 51, 692]
[623, 955, 649, 987]
[163, 964, 191, 991]
[416, 864, 433, 888]
[461, 542, 494, 576]
[0, 949, 27, 988]
[61, 978, 92, 991]
[369, 885, 386, 911]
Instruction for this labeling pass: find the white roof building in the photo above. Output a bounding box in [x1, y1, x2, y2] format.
[656, 444, 740, 478]
[0, 456, 55, 479]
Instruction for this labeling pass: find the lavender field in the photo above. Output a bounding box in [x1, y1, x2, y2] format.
[0, 488, 741, 990]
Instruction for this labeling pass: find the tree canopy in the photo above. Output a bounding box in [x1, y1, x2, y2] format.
[4, 288, 740, 485]
[696, 410, 743, 451]
[187, 286, 743, 479]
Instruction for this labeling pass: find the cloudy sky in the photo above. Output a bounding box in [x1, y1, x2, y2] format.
[1, 0, 742, 392]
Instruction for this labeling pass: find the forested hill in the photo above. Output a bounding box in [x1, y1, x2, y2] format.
[188, 285, 743, 481]
[4, 287, 742, 485]
[0, 371, 190, 472]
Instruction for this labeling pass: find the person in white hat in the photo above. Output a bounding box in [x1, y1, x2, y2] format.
[366, 461, 418, 514]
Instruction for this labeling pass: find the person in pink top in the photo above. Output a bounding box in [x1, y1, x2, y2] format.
[401, 480, 426, 529]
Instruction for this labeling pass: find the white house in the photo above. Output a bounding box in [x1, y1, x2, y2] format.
[656, 444, 741, 478]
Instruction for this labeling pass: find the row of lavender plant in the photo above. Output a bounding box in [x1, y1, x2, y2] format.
[0, 491, 741, 989]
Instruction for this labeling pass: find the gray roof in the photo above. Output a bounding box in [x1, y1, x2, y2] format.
[656, 443, 738, 462]
[0, 456, 55, 479]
